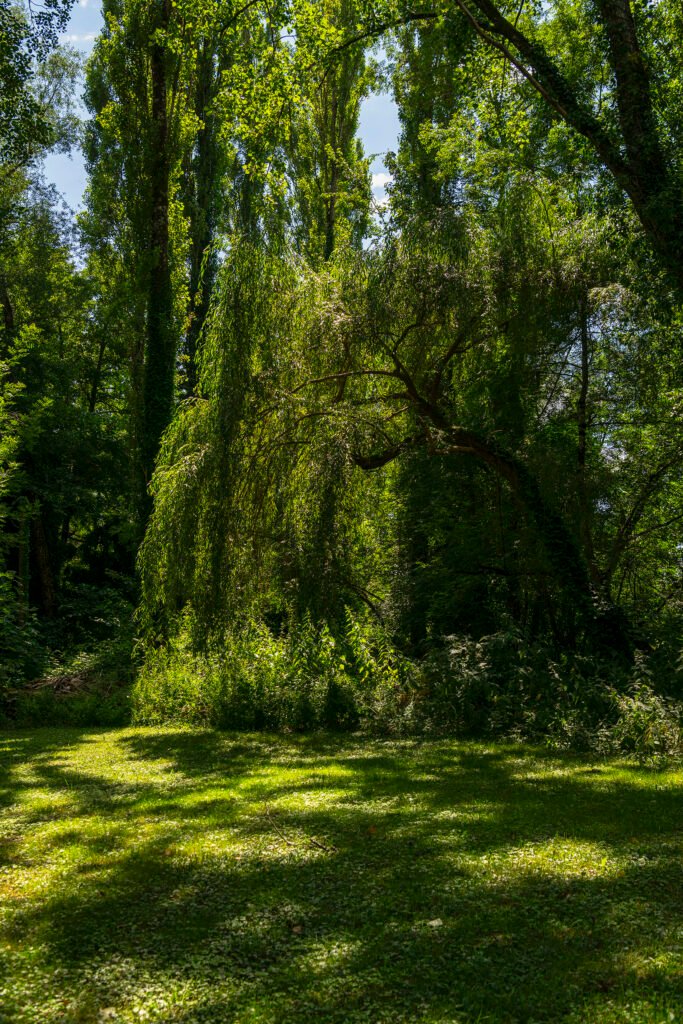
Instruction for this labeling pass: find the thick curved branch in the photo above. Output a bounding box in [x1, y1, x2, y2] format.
[352, 434, 421, 469]
[456, 0, 630, 181]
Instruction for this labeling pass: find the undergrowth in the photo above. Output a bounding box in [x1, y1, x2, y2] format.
[1, 586, 135, 728]
[131, 614, 683, 763]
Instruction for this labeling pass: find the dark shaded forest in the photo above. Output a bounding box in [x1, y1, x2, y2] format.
[1, 0, 682, 757]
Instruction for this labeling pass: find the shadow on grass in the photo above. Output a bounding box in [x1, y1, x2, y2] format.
[1, 728, 682, 1023]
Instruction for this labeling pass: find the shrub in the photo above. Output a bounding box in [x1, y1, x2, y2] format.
[0, 573, 47, 701]
[607, 654, 682, 763]
[133, 611, 419, 732]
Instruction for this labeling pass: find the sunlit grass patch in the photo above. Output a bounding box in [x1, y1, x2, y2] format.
[1, 728, 682, 1023]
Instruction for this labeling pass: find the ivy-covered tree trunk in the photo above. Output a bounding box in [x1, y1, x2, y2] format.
[142, 0, 175, 495]
[184, 39, 222, 397]
[576, 297, 598, 587]
[456, 0, 683, 289]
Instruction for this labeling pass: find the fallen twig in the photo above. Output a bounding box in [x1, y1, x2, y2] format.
[263, 804, 337, 853]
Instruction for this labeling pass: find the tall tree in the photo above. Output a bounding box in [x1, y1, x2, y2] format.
[84, 0, 187, 518]
[0, 0, 76, 171]
[345, 0, 683, 288]
[83, 0, 299, 519]
[290, 0, 373, 262]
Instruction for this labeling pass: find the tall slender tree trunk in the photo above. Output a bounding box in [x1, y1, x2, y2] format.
[16, 505, 29, 628]
[31, 512, 57, 618]
[324, 165, 338, 262]
[184, 40, 221, 397]
[577, 298, 598, 583]
[142, 0, 175, 502]
[0, 277, 14, 344]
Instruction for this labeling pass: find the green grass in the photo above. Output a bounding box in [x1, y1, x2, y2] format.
[0, 729, 682, 1023]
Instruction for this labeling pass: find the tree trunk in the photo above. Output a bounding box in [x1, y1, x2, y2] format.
[576, 298, 598, 583]
[0, 277, 14, 345]
[31, 512, 57, 618]
[184, 40, 221, 397]
[595, 0, 682, 278]
[142, 0, 175, 501]
[16, 506, 29, 628]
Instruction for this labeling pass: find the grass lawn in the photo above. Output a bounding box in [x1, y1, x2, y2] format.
[0, 729, 682, 1023]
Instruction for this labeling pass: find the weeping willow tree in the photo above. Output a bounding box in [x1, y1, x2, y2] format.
[140, 181, 602, 652]
[138, 0, 683, 663]
[140, 243, 298, 641]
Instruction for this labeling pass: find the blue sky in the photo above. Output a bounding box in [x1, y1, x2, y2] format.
[44, 1, 400, 210]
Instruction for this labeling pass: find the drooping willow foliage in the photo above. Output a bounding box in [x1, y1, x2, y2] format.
[140, 243, 300, 639]
[139, 240, 377, 643]
[139, 175, 677, 657]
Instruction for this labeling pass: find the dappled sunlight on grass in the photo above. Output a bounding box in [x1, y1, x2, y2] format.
[1, 728, 682, 1023]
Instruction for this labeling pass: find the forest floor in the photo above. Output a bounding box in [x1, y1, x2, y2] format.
[0, 729, 681, 1024]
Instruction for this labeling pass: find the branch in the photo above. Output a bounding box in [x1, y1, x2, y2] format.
[217, 0, 266, 40]
[429, 319, 504, 400]
[353, 434, 422, 470]
[605, 454, 683, 582]
[287, 368, 402, 397]
[338, 576, 385, 619]
[325, 10, 438, 60]
[456, 0, 631, 185]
